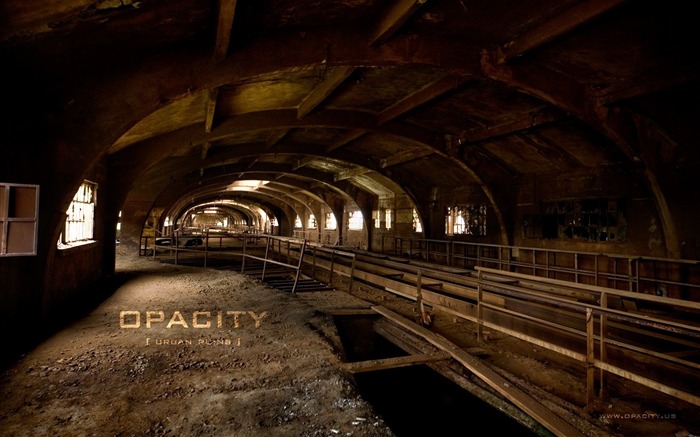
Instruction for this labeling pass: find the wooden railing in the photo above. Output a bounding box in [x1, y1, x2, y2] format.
[383, 236, 700, 302]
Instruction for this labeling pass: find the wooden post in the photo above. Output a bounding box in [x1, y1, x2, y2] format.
[241, 233, 247, 273]
[312, 246, 316, 276]
[586, 307, 595, 411]
[349, 255, 356, 292]
[477, 269, 483, 342]
[204, 229, 209, 268]
[291, 240, 306, 294]
[599, 292, 608, 400]
[261, 237, 271, 281]
[416, 270, 425, 325]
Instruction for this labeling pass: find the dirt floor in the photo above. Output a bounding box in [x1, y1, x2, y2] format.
[0, 254, 698, 436]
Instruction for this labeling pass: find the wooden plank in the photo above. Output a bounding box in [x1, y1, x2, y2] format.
[297, 66, 356, 119]
[476, 266, 700, 311]
[213, 0, 237, 63]
[322, 308, 377, 316]
[371, 305, 587, 437]
[378, 74, 465, 125]
[373, 320, 554, 436]
[342, 351, 451, 373]
[496, 0, 626, 63]
[369, 0, 428, 46]
[325, 129, 366, 152]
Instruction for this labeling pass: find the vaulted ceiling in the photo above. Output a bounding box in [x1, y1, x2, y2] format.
[3, 0, 699, 252]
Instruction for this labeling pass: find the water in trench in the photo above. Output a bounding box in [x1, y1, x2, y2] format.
[334, 315, 544, 437]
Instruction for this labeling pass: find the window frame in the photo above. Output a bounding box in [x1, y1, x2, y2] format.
[0, 182, 40, 257]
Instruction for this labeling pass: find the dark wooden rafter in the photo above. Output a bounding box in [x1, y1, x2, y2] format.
[590, 62, 700, 106]
[199, 142, 211, 177]
[380, 147, 433, 168]
[496, 0, 626, 64]
[326, 129, 367, 153]
[204, 88, 219, 133]
[298, 66, 356, 119]
[213, 0, 237, 63]
[266, 129, 289, 149]
[459, 107, 564, 143]
[369, 0, 428, 46]
[334, 166, 371, 182]
[378, 74, 466, 125]
[482, 45, 682, 258]
[293, 156, 316, 170]
[200, 142, 211, 161]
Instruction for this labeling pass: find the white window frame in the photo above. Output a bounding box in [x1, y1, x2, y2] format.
[60, 180, 97, 247]
[0, 182, 39, 257]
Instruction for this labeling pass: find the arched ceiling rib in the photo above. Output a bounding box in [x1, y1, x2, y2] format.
[5, 0, 699, 253]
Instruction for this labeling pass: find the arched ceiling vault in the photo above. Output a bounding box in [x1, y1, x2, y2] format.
[5, 0, 700, 255]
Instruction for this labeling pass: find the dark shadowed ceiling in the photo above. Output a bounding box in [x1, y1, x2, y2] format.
[3, 0, 699, 253]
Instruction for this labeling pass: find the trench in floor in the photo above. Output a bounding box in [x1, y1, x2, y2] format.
[332, 315, 541, 437]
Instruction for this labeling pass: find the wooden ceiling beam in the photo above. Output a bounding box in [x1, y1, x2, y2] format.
[293, 156, 317, 171]
[213, 0, 237, 63]
[326, 130, 367, 152]
[380, 148, 433, 168]
[266, 129, 289, 149]
[591, 63, 700, 106]
[459, 107, 564, 143]
[378, 75, 466, 125]
[497, 0, 626, 64]
[334, 167, 371, 182]
[298, 66, 356, 119]
[369, 0, 428, 46]
[200, 142, 211, 161]
[204, 88, 219, 133]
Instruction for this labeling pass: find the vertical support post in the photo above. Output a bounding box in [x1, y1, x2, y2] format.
[575, 253, 579, 283]
[477, 269, 483, 342]
[312, 246, 316, 276]
[261, 236, 271, 281]
[349, 255, 356, 292]
[595, 254, 599, 287]
[416, 270, 426, 325]
[174, 233, 179, 266]
[586, 307, 596, 412]
[599, 292, 608, 400]
[204, 229, 209, 268]
[291, 240, 306, 294]
[241, 233, 247, 273]
[329, 251, 335, 284]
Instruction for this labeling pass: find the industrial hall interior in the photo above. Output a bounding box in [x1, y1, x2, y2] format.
[2, 0, 700, 436]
